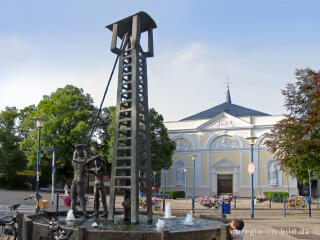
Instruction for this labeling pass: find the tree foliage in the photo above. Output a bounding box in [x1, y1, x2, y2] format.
[0, 107, 27, 188]
[20, 85, 96, 184]
[149, 108, 176, 171]
[265, 68, 320, 182]
[1, 84, 174, 188]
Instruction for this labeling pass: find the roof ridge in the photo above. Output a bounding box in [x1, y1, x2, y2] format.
[180, 102, 270, 121]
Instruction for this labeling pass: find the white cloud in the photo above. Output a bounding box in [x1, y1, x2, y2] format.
[148, 42, 319, 121]
[1, 40, 319, 122]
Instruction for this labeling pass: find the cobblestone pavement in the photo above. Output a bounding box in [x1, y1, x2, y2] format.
[1, 189, 319, 239]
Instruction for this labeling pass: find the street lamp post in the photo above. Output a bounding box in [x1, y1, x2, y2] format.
[192, 154, 197, 213]
[246, 136, 257, 219]
[308, 169, 312, 218]
[153, 171, 156, 188]
[287, 175, 290, 197]
[164, 172, 167, 190]
[184, 168, 187, 201]
[33, 117, 44, 211]
[0, 142, 4, 180]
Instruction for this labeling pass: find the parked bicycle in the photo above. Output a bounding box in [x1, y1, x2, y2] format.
[0, 194, 44, 240]
[0, 203, 21, 240]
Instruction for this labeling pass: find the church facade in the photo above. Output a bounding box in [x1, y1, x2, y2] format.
[160, 90, 298, 197]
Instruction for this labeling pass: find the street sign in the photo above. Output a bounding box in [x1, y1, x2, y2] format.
[16, 170, 42, 176]
[44, 147, 55, 151]
[248, 163, 256, 174]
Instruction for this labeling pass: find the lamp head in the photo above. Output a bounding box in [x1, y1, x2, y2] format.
[183, 168, 187, 173]
[191, 155, 197, 161]
[246, 136, 257, 145]
[33, 117, 45, 128]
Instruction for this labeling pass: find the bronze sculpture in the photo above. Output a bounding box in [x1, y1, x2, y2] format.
[71, 144, 99, 218]
[106, 12, 156, 223]
[89, 157, 108, 218]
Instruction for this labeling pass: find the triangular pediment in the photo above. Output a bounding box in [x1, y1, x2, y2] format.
[196, 112, 253, 130]
[213, 158, 239, 168]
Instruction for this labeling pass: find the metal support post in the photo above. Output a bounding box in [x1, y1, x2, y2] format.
[308, 170, 312, 218]
[192, 155, 196, 213]
[36, 126, 41, 210]
[165, 173, 167, 190]
[185, 172, 187, 201]
[284, 197, 286, 217]
[56, 193, 59, 214]
[250, 144, 254, 218]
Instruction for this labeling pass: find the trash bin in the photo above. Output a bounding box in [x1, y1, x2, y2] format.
[221, 200, 231, 214]
[304, 196, 310, 203]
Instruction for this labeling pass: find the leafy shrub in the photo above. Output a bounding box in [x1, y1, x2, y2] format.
[264, 192, 289, 202]
[159, 190, 185, 199]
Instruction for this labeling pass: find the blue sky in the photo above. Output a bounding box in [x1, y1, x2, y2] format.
[1, 0, 319, 121]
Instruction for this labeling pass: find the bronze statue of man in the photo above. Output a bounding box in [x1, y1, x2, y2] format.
[71, 144, 99, 218]
[89, 157, 108, 218]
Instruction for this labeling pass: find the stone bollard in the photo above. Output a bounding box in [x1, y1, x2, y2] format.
[17, 213, 24, 239]
[77, 227, 86, 240]
[220, 224, 230, 240]
[160, 230, 169, 240]
[22, 217, 33, 240]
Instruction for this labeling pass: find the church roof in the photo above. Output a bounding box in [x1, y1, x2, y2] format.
[180, 87, 270, 121]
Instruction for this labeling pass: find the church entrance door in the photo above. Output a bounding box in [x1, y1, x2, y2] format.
[217, 174, 233, 194]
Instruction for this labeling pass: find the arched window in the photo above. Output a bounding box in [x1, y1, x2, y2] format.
[174, 138, 192, 151]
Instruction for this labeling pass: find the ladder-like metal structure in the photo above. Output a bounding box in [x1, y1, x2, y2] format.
[106, 12, 157, 223]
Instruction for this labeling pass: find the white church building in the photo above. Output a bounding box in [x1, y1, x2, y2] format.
[160, 88, 298, 197]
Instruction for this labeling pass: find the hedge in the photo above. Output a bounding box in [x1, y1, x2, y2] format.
[159, 190, 185, 199]
[264, 191, 289, 202]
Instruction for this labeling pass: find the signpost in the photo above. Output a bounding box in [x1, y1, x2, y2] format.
[16, 170, 42, 176]
[248, 163, 256, 174]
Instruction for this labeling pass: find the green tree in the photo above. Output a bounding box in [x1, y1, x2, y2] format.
[20, 85, 96, 184]
[0, 107, 27, 188]
[265, 69, 320, 182]
[149, 108, 176, 171]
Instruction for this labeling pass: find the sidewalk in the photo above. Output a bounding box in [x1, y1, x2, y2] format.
[1, 189, 319, 239]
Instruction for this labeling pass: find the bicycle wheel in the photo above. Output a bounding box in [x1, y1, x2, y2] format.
[0, 225, 17, 240]
[0, 225, 4, 240]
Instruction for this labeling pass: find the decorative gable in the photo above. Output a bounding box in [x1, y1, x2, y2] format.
[197, 113, 253, 130]
[213, 158, 239, 168]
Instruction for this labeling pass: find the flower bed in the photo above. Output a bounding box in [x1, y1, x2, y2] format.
[197, 196, 218, 209]
[219, 194, 233, 201]
[286, 196, 307, 209]
[255, 194, 268, 204]
[139, 197, 161, 211]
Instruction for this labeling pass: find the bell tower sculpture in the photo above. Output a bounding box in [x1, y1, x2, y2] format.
[106, 12, 156, 223]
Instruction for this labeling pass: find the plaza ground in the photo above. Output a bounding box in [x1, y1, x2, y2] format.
[0, 189, 319, 239]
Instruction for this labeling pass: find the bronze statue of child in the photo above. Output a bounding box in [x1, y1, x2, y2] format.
[88, 157, 108, 218]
